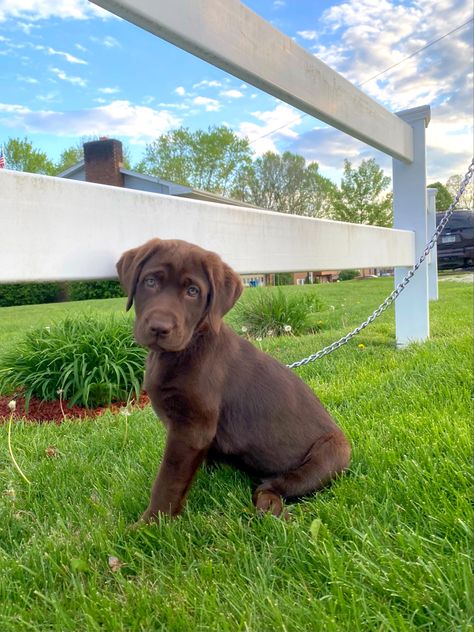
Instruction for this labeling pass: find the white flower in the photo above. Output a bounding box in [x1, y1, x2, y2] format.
[241, 326, 248, 333]
[256, 337, 263, 342]
[267, 330, 274, 336]
[8, 400, 16, 412]
[284, 325, 292, 333]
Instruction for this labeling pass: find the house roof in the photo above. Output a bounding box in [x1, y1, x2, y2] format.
[58, 161, 260, 209]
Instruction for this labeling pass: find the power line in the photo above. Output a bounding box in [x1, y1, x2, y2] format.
[247, 17, 473, 146]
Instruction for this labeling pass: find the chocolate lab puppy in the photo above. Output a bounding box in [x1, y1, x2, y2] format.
[117, 238, 350, 521]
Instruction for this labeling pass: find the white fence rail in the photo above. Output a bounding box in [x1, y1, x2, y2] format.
[0, 170, 414, 282]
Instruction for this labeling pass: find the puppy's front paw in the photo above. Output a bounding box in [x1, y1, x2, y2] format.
[130, 509, 158, 529]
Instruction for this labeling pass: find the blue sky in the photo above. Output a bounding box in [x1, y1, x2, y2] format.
[0, 0, 472, 185]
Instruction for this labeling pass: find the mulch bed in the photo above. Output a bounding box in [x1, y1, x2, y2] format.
[0, 393, 150, 424]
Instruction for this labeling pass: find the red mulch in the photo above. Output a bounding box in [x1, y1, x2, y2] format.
[0, 393, 150, 424]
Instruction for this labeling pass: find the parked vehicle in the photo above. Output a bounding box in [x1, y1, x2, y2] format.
[436, 209, 474, 269]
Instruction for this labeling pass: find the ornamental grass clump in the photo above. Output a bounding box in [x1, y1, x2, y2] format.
[0, 314, 146, 409]
[233, 287, 323, 338]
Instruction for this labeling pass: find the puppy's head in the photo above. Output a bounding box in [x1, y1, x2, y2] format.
[116, 239, 242, 352]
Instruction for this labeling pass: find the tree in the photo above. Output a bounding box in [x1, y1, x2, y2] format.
[233, 151, 336, 217]
[55, 143, 84, 174]
[427, 182, 453, 211]
[330, 158, 392, 227]
[136, 126, 253, 197]
[446, 174, 473, 210]
[4, 137, 55, 175]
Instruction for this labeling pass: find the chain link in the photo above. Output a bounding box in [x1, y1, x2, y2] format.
[287, 158, 474, 369]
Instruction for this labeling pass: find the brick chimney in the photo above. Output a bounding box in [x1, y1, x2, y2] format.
[83, 138, 124, 187]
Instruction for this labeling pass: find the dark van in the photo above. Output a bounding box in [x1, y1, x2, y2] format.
[436, 210, 474, 269]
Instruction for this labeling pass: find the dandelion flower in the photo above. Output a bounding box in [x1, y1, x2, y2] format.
[8, 400, 16, 412]
[284, 325, 292, 333]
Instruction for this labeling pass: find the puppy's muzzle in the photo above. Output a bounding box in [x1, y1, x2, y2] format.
[146, 317, 174, 339]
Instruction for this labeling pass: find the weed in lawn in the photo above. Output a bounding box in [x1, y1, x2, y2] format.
[233, 286, 323, 338]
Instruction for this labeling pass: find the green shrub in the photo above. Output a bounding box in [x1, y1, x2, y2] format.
[0, 314, 146, 409]
[0, 282, 62, 307]
[338, 269, 360, 281]
[274, 273, 294, 286]
[233, 287, 323, 338]
[66, 280, 125, 302]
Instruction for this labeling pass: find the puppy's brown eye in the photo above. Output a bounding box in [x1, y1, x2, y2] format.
[186, 285, 200, 297]
[144, 277, 156, 288]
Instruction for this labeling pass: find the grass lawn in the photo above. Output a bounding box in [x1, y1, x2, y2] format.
[0, 278, 472, 631]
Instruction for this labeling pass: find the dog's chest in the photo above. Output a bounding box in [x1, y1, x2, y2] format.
[144, 352, 205, 426]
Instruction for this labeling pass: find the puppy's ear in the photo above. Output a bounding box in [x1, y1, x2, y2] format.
[204, 254, 243, 334]
[116, 239, 161, 311]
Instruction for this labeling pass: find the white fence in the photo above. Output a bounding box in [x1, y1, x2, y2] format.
[0, 0, 437, 348]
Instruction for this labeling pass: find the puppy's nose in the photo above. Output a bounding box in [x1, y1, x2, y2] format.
[149, 320, 173, 337]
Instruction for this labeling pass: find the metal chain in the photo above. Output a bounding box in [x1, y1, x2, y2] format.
[287, 158, 474, 369]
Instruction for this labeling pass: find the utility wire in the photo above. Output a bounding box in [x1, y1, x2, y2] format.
[248, 17, 473, 146]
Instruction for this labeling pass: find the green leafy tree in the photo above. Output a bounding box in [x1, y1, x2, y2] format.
[446, 174, 473, 210]
[427, 182, 453, 211]
[233, 151, 336, 217]
[330, 158, 392, 226]
[4, 137, 55, 175]
[55, 144, 84, 174]
[136, 126, 253, 196]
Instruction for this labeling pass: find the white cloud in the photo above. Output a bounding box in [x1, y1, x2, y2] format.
[102, 35, 119, 48]
[0, 0, 110, 22]
[193, 96, 221, 111]
[297, 30, 318, 41]
[175, 86, 186, 96]
[193, 79, 222, 89]
[220, 89, 244, 99]
[50, 67, 88, 87]
[238, 103, 303, 154]
[17, 21, 39, 33]
[0, 100, 181, 144]
[39, 46, 87, 64]
[98, 86, 120, 94]
[17, 75, 39, 84]
[90, 35, 120, 48]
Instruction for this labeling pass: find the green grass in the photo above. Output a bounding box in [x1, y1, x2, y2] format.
[0, 279, 472, 631]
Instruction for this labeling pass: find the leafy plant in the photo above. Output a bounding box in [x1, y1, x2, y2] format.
[66, 280, 125, 302]
[338, 269, 360, 281]
[0, 282, 62, 307]
[233, 287, 323, 338]
[0, 314, 146, 409]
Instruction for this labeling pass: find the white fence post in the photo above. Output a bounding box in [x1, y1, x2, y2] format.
[427, 188, 438, 301]
[392, 105, 431, 347]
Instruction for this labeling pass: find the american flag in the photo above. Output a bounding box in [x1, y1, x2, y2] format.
[0, 146, 5, 169]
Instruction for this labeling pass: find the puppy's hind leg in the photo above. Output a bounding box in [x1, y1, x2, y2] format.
[252, 432, 351, 517]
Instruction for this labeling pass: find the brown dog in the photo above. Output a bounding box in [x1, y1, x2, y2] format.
[117, 238, 350, 521]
